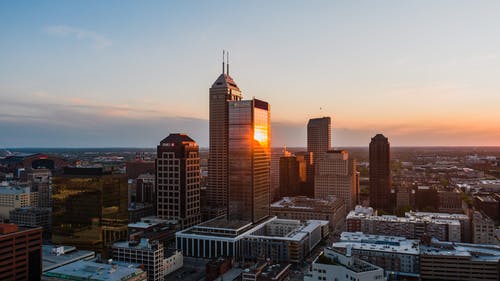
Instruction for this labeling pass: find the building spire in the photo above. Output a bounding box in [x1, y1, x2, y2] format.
[226, 51, 229, 75]
[222, 50, 225, 74]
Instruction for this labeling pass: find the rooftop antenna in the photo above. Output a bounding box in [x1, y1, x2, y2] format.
[222, 50, 225, 74]
[226, 51, 230, 75]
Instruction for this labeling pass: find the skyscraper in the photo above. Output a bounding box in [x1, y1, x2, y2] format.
[307, 117, 332, 164]
[314, 150, 359, 211]
[228, 98, 271, 222]
[156, 133, 201, 229]
[369, 134, 392, 211]
[207, 52, 242, 218]
[52, 168, 128, 255]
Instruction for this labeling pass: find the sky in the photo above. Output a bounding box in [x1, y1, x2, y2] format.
[1, 1, 500, 147]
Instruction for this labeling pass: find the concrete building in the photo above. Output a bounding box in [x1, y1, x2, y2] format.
[314, 150, 359, 211]
[305, 247, 384, 281]
[369, 134, 392, 212]
[307, 117, 331, 164]
[0, 224, 43, 281]
[270, 196, 346, 231]
[437, 188, 463, 213]
[207, 56, 243, 219]
[346, 207, 466, 242]
[420, 239, 500, 280]
[42, 260, 147, 281]
[472, 211, 498, 245]
[163, 250, 183, 276]
[0, 184, 36, 220]
[175, 216, 328, 263]
[9, 207, 51, 237]
[42, 245, 95, 272]
[228, 98, 271, 223]
[28, 169, 52, 208]
[332, 232, 420, 279]
[156, 133, 201, 229]
[112, 239, 164, 281]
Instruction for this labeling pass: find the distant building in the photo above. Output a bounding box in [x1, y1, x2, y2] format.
[278, 154, 300, 198]
[307, 117, 331, 165]
[437, 188, 463, 213]
[314, 150, 359, 211]
[28, 169, 52, 208]
[207, 61, 243, 219]
[9, 207, 51, 238]
[112, 239, 164, 281]
[127, 216, 177, 247]
[0, 184, 35, 220]
[228, 98, 271, 223]
[305, 247, 384, 281]
[472, 211, 498, 245]
[474, 194, 500, 222]
[136, 173, 155, 204]
[0, 224, 43, 281]
[156, 133, 201, 229]
[51, 168, 128, 255]
[42, 260, 147, 281]
[369, 134, 392, 211]
[128, 202, 155, 223]
[346, 206, 467, 242]
[126, 159, 155, 180]
[270, 196, 345, 231]
[415, 186, 439, 211]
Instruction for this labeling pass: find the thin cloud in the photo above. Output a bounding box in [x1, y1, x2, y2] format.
[44, 25, 111, 48]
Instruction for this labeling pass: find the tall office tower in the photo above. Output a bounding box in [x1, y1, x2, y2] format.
[228, 99, 271, 222]
[307, 117, 332, 164]
[314, 150, 359, 211]
[0, 224, 43, 281]
[279, 154, 300, 198]
[369, 134, 392, 211]
[52, 168, 128, 255]
[207, 54, 243, 218]
[156, 133, 201, 229]
[270, 149, 283, 202]
[28, 169, 52, 209]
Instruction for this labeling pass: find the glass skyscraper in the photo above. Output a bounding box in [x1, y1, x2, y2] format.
[228, 99, 271, 223]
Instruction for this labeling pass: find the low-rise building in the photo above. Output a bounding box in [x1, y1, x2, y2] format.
[332, 232, 420, 279]
[0, 185, 36, 220]
[10, 207, 51, 237]
[305, 247, 384, 281]
[270, 196, 345, 231]
[112, 239, 164, 281]
[242, 262, 291, 281]
[472, 211, 498, 245]
[42, 260, 147, 281]
[175, 216, 328, 264]
[347, 206, 467, 242]
[42, 245, 95, 272]
[420, 239, 500, 280]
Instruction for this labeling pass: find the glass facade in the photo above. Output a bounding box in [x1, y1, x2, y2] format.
[228, 99, 270, 222]
[52, 169, 128, 255]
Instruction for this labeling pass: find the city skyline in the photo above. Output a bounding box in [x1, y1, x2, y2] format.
[2, 1, 500, 147]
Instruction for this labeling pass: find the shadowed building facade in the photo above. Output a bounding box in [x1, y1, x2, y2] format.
[207, 57, 242, 219]
[369, 134, 392, 211]
[51, 168, 128, 256]
[228, 98, 271, 223]
[156, 133, 201, 229]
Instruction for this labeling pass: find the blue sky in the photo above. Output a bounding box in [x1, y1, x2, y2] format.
[1, 1, 500, 147]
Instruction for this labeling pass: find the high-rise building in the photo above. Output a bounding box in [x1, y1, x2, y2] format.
[0, 224, 43, 281]
[51, 167, 128, 255]
[314, 150, 359, 211]
[369, 134, 392, 211]
[228, 98, 271, 223]
[307, 117, 331, 164]
[156, 133, 201, 229]
[28, 169, 52, 209]
[207, 54, 242, 218]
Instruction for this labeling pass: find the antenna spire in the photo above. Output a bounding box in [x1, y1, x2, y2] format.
[226, 51, 230, 75]
[222, 50, 225, 74]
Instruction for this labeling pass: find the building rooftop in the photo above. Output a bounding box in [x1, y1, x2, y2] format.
[0, 185, 29, 195]
[42, 245, 95, 272]
[335, 232, 420, 255]
[270, 196, 341, 211]
[113, 238, 162, 251]
[317, 248, 382, 273]
[421, 239, 500, 262]
[42, 260, 145, 281]
[160, 133, 196, 145]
